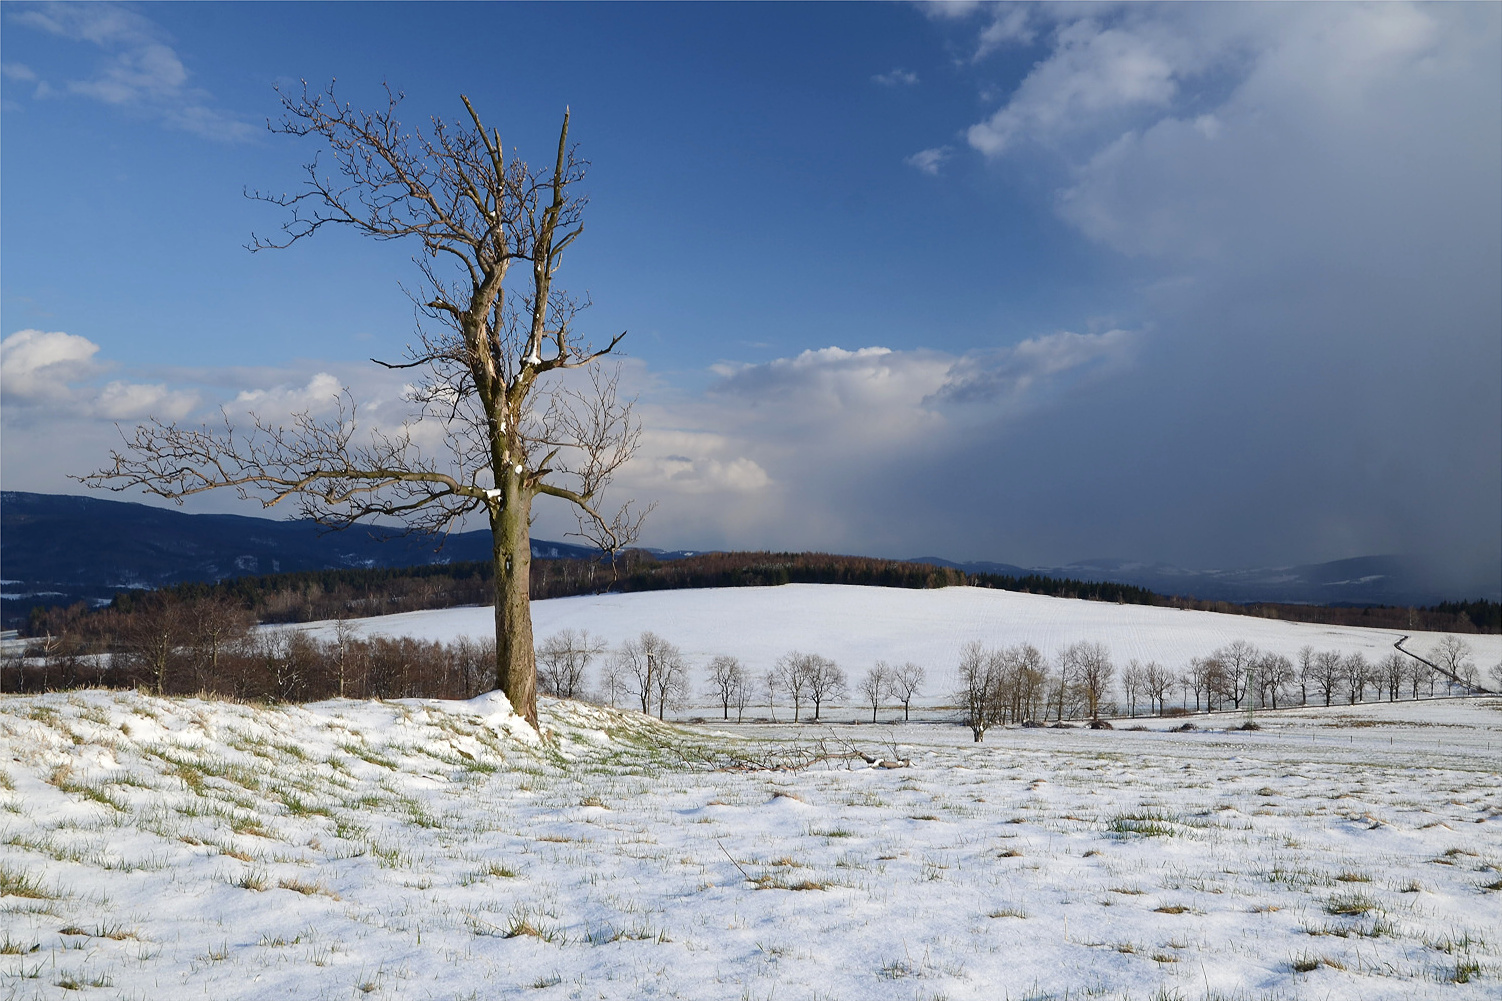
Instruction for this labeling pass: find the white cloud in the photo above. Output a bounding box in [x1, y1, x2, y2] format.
[933, 329, 1137, 405]
[11, 2, 255, 141]
[1, 63, 38, 82]
[233, 372, 345, 415]
[924, 2, 987, 22]
[1046, 4, 1493, 263]
[709, 346, 952, 428]
[0, 328, 201, 420]
[968, 13, 1200, 157]
[93, 380, 197, 421]
[974, 4, 1035, 58]
[873, 68, 920, 86]
[905, 146, 952, 175]
[0, 329, 101, 402]
[637, 433, 772, 495]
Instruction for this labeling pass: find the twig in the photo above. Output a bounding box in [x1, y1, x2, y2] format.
[716, 837, 751, 882]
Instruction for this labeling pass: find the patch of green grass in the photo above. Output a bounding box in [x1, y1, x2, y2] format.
[1292, 953, 1345, 973]
[0, 862, 52, 899]
[278, 876, 337, 898]
[1108, 811, 1178, 837]
[1452, 957, 1482, 983]
[233, 868, 270, 891]
[504, 907, 565, 943]
[0, 934, 40, 954]
[1325, 891, 1377, 916]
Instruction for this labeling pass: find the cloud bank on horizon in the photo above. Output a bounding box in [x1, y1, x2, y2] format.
[1, 2, 1497, 593]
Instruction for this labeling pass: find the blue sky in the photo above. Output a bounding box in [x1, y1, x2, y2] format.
[3, 2, 1499, 593]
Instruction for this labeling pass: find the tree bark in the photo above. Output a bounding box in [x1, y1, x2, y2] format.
[494, 471, 537, 728]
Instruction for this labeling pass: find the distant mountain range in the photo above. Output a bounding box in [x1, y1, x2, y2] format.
[0, 491, 696, 627]
[1, 490, 1491, 628]
[908, 554, 1491, 608]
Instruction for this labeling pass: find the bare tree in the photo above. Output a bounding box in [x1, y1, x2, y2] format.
[1000, 644, 1049, 722]
[1142, 660, 1174, 715]
[1052, 644, 1089, 720]
[705, 655, 748, 721]
[596, 654, 629, 707]
[1488, 660, 1502, 693]
[1296, 645, 1315, 705]
[802, 655, 845, 721]
[763, 666, 782, 723]
[329, 618, 361, 698]
[1429, 635, 1475, 690]
[1120, 660, 1145, 717]
[184, 595, 254, 694]
[890, 662, 925, 721]
[650, 641, 689, 721]
[956, 641, 1002, 742]
[123, 599, 187, 695]
[1377, 651, 1407, 702]
[1343, 652, 1369, 705]
[776, 652, 812, 722]
[78, 84, 645, 729]
[859, 662, 893, 723]
[451, 635, 495, 700]
[1409, 653, 1435, 698]
[537, 628, 604, 699]
[1066, 641, 1113, 720]
[1185, 655, 1223, 712]
[1256, 653, 1295, 709]
[617, 632, 678, 717]
[1310, 650, 1343, 706]
[1214, 641, 1258, 709]
[732, 666, 755, 721]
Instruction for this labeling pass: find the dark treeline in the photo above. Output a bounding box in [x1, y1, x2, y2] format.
[21, 550, 1500, 644]
[6, 593, 491, 701]
[1162, 596, 1500, 634]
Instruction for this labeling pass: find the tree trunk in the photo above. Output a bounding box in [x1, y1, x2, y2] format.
[493, 479, 537, 729]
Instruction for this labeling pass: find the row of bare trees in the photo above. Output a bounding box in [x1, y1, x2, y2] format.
[952, 635, 1495, 740]
[535, 632, 930, 724]
[956, 640, 1091, 742]
[1163, 637, 1489, 712]
[2, 624, 494, 704]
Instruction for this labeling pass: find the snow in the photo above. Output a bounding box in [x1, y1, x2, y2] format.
[4, 586, 1500, 998]
[288, 584, 1502, 698]
[1, 688, 1499, 1000]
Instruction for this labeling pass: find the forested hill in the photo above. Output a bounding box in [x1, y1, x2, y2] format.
[42, 550, 1498, 639]
[0, 490, 605, 628]
[7, 491, 1498, 636]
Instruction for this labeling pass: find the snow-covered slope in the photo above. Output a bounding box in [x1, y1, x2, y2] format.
[1, 690, 1498, 1000]
[290, 584, 1501, 691]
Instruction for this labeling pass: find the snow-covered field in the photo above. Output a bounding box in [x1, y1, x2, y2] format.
[1, 688, 1499, 1000]
[290, 585, 1502, 705]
